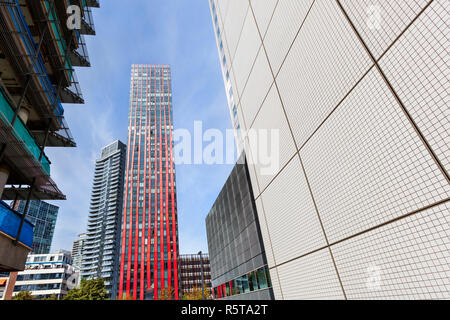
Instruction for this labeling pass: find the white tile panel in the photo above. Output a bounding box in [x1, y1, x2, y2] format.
[249, 85, 297, 190]
[223, 0, 249, 60]
[250, 0, 278, 37]
[231, 10, 262, 96]
[239, 47, 274, 129]
[259, 156, 327, 265]
[277, 248, 345, 300]
[255, 198, 275, 267]
[264, 0, 314, 74]
[332, 201, 450, 299]
[269, 267, 283, 299]
[217, 0, 231, 22]
[300, 68, 450, 243]
[235, 100, 247, 131]
[379, 0, 450, 174]
[276, 0, 373, 149]
[339, 0, 429, 59]
[246, 139, 261, 198]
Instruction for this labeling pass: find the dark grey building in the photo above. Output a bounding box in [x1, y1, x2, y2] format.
[81, 140, 126, 299]
[206, 153, 273, 300]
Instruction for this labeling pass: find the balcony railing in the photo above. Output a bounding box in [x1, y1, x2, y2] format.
[0, 87, 51, 175]
[85, 0, 100, 8]
[0, 200, 34, 248]
[80, 5, 95, 35]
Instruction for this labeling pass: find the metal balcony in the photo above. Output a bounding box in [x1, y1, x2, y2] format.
[0, 1, 66, 130]
[85, 0, 100, 8]
[70, 33, 91, 67]
[0, 86, 51, 175]
[0, 85, 65, 200]
[0, 200, 33, 272]
[80, 5, 95, 35]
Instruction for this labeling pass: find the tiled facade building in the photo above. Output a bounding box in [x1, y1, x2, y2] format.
[209, 0, 450, 299]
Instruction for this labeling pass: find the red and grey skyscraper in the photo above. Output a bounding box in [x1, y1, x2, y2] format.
[119, 64, 179, 300]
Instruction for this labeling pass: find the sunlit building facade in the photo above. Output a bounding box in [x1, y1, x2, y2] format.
[119, 64, 179, 300]
[209, 0, 450, 299]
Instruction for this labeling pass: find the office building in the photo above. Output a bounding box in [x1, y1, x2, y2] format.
[0, 274, 10, 299]
[14, 200, 59, 254]
[179, 253, 211, 297]
[206, 153, 273, 300]
[81, 140, 126, 299]
[209, 0, 450, 299]
[118, 64, 180, 300]
[0, 0, 99, 271]
[12, 250, 76, 300]
[71, 233, 87, 272]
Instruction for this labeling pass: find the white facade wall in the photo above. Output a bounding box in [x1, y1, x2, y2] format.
[209, 0, 450, 299]
[13, 251, 76, 299]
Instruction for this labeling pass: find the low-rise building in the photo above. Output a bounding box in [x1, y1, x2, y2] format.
[12, 250, 77, 300]
[179, 253, 211, 297]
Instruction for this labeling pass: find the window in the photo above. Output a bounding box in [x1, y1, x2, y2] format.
[213, 265, 272, 298]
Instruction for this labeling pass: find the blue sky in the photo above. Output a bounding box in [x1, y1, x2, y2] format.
[45, 0, 234, 254]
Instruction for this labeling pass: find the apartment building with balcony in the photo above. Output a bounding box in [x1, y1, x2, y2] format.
[0, 0, 100, 272]
[80, 140, 126, 299]
[71, 232, 87, 272]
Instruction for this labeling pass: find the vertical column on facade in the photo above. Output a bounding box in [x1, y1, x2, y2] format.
[119, 66, 133, 299]
[140, 65, 147, 300]
[168, 68, 179, 299]
[128, 65, 138, 298]
[146, 64, 152, 291]
[153, 64, 159, 299]
[133, 64, 142, 299]
[163, 65, 171, 292]
[158, 65, 164, 293]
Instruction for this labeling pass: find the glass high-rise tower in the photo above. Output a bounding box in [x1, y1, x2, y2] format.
[81, 140, 127, 299]
[119, 64, 179, 300]
[14, 200, 59, 254]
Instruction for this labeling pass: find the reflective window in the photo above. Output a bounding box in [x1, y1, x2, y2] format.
[213, 266, 272, 299]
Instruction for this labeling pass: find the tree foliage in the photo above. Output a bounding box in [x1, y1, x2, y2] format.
[158, 286, 175, 300]
[12, 291, 34, 300]
[64, 278, 109, 300]
[181, 285, 212, 300]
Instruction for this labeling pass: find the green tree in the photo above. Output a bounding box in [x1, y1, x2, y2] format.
[158, 286, 175, 300]
[64, 278, 109, 300]
[181, 284, 212, 300]
[42, 294, 58, 300]
[12, 291, 34, 300]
